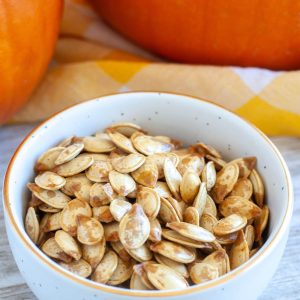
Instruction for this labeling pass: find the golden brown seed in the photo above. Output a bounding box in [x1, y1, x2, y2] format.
[53, 155, 94, 177]
[230, 178, 253, 199]
[192, 182, 207, 218]
[119, 204, 150, 249]
[166, 221, 215, 242]
[150, 240, 196, 263]
[109, 170, 136, 196]
[211, 163, 239, 203]
[215, 231, 239, 245]
[60, 199, 92, 236]
[38, 203, 61, 213]
[203, 195, 217, 217]
[230, 157, 257, 178]
[200, 213, 218, 233]
[132, 134, 173, 156]
[183, 206, 200, 226]
[162, 229, 213, 249]
[244, 225, 255, 250]
[254, 205, 269, 241]
[189, 262, 219, 284]
[201, 161, 216, 191]
[103, 222, 120, 242]
[136, 187, 160, 220]
[148, 153, 179, 179]
[74, 181, 92, 203]
[35, 147, 65, 172]
[59, 259, 92, 278]
[230, 230, 249, 270]
[143, 263, 189, 290]
[131, 157, 159, 188]
[43, 212, 62, 232]
[110, 198, 132, 221]
[192, 142, 221, 158]
[180, 171, 201, 204]
[27, 183, 71, 209]
[55, 143, 84, 165]
[85, 160, 113, 183]
[154, 181, 172, 198]
[35, 171, 66, 191]
[61, 174, 91, 197]
[107, 129, 138, 154]
[249, 169, 265, 208]
[126, 244, 153, 262]
[205, 155, 226, 170]
[177, 155, 205, 176]
[164, 158, 182, 200]
[107, 257, 135, 285]
[55, 230, 82, 260]
[149, 218, 162, 242]
[82, 136, 115, 153]
[111, 241, 132, 262]
[159, 197, 181, 223]
[41, 237, 72, 263]
[92, 206, 114, 223]
[219, 196, 262, 220]
[130, 271, 151, 290]
[77, 215, 104, 245]
[82, 238, 106, 269]
[154, 253, 189, 278]
[133, 263, 156, 289]
[91, 250, 118, 283]
[203, 249, 230, 276]
[213, 214, 247, 236]
[111, 153, 146, 173]
[25, 207, 39, 244]
[90, 183, 115, 207]
[106, 122, 142, 137]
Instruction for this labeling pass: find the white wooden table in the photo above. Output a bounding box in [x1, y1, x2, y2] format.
[1, 124, 299, 299]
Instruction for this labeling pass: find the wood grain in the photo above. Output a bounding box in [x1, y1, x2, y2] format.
[0, 124, 299, 299]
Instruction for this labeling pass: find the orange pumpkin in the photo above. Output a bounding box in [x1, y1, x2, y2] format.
[91, 0, 300, 70]
[0, 0, 63, 123]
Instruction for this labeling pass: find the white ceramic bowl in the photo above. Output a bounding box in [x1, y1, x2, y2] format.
[3, 92, 293, 300]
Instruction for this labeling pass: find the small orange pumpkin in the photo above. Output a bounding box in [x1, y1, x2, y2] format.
[0, 0, 63, 123]
[91, 0, 300, 70]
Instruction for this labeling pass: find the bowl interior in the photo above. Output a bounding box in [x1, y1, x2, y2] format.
[5, 92, 290, 290]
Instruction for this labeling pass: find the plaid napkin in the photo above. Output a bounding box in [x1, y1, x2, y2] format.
[12, 0, 300, 136]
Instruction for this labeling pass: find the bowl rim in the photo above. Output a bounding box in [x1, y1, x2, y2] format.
[3, 91, 293, 297]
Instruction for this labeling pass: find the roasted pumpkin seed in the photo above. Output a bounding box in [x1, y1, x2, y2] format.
[91, 250, 118, 283]
[35, 171, 66, 191]
[59, 259, 92, 278]
[109, 170, 136, 196]
[119, 204, 150, 249]
[211, 163, 239, 203]
[150, 240, 196, 263]
[213, 214, 247, 236]
[77, 215, 104, 245]
[219, 196, 262, 220]
[180, 171, 201, 204]
[82, 237, 106, 269]
[143, 263, 188, 290]
[189, 262, 219, 284]
[55, 230, 82, 260]
[110, 198, 132, 221]
[136, 187, 160, 220]
[25, 207, 39, 244]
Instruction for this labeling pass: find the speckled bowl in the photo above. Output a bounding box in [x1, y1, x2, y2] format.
[3, 92, 293, 300]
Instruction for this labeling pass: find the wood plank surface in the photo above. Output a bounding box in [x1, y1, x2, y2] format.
[0, 124, 299, 299]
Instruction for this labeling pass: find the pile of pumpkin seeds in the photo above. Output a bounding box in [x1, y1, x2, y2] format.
[25, 122, 269, 290]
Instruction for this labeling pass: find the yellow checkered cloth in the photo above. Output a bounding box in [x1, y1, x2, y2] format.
[12, 0, 300, 136]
